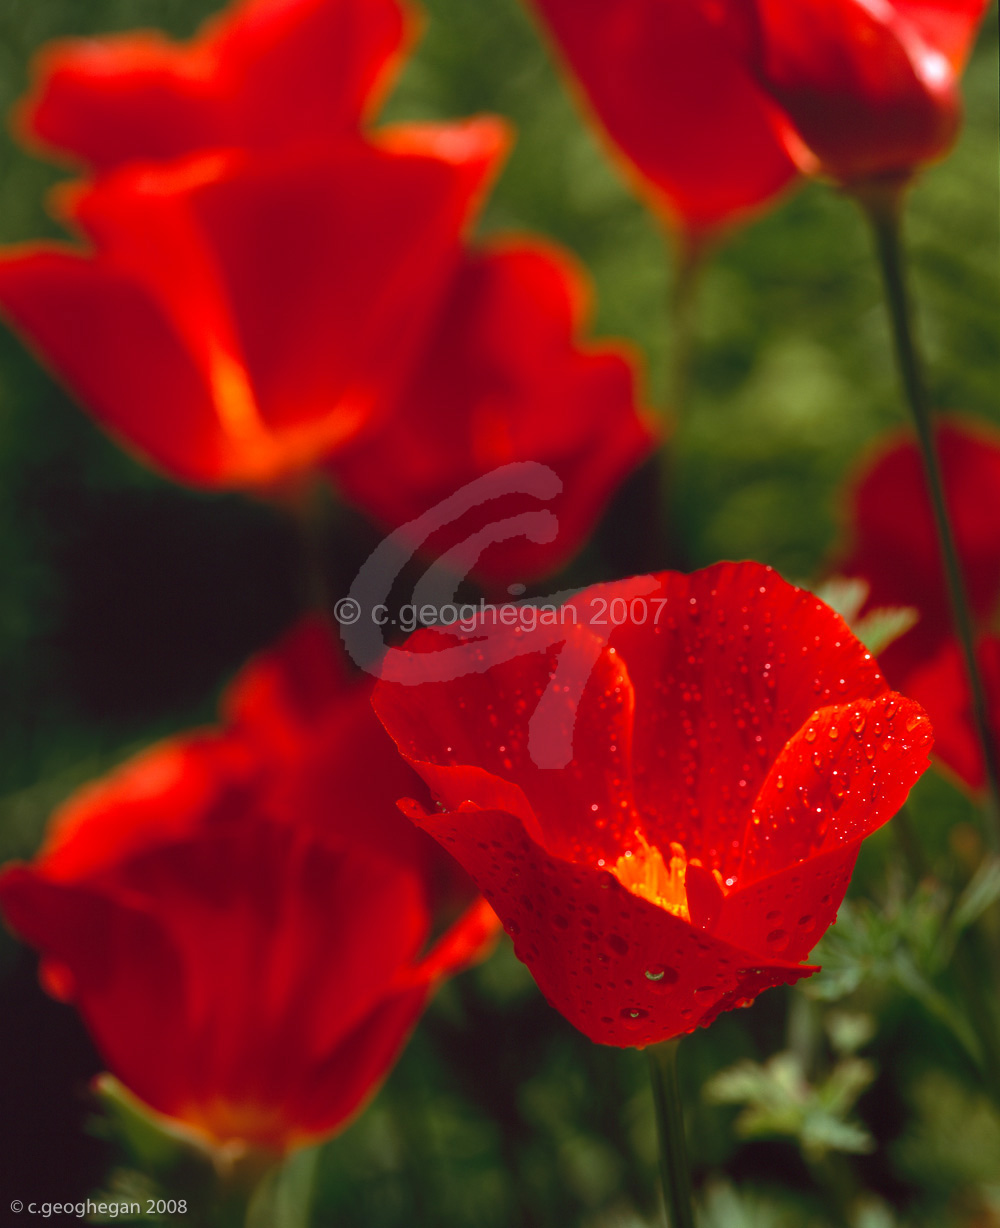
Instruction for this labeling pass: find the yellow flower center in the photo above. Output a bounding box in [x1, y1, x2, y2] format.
[611, 833, 690, 921]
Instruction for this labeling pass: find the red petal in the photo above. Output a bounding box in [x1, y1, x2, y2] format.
[292, 983, 430, 1144]
[893, 1, 989, 70]
[839, 420, 1000, 686]
[701, 0, 971, 180]
[906, 636, 1000, 794]
[332, 241, 656, 584]
[373, 616, 647, 864]
[21, 0, 411, 171]
[742, 693, 931, 879]
[0, 249, 227, 481]
[33, 734, 256, 883]
[594, 563, 887, 880]
[1, 127, 506, 487]
[529, 0, 796, 231]
[714, 843, 859, 966]
[713, 693, 932, 961]
[0, 818, 430, 1147]
[407, 801, 812, 1047]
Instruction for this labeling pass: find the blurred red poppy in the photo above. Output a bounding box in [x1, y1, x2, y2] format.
[839, 419, 1000, 792]
[19, 0, 413, 171]
[0, 122, 506, 487]
[373, 562, 931, 1047]
[0, 620, 496, 1152]
[695, 0, 989, 184]
[528, 0, 797, 232]
[332, 241, 658, 585]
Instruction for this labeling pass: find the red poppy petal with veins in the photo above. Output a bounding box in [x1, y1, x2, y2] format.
[373, 617, 642, 865]
[714, 843, 859, 966]
[529, 0, 796, 231]
[742, 693, 931, 881]
[376, 562, 930, 1046]
[589, 563, 887, 880]
[21, 0, 411, 171]
[405, 801, 811, 1047]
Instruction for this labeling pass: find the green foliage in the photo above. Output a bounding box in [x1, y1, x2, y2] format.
[0, 0, 998, 1225]
[705, 1050, 876, 1162]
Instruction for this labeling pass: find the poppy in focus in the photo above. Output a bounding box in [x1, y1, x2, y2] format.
[528, 0, 797, 232]
[0, 122, 506, 487]
[0, 620, 496, 1152]
[19, 0, 412, 171]
[332, 241, 658, 586]
[839, 419, 1000, 792]
[374, 562, 932, 1047]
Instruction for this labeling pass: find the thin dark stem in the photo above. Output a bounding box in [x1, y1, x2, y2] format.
[860, 183, 1000, 846]
[647, 1040, 696, 1228]
[669, 230, 705, 415]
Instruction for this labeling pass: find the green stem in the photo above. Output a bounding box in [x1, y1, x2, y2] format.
[860, 182, 1000, 847]
[669, 230, 705, 415]
[647, 1040, 696, 1228]
[212, 1148, 279, 1228]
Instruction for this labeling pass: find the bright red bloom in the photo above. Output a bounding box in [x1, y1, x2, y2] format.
[695, 0, 989, 183]
[0, 620, 495, 1152]
[528, 0, 797, 231]
[19, 0, 412, 171]
[0, 122, 506, 487]
[331, 241, 657, 584]
[373, 562, 931, 1047]
[840, 421, 1000, 684]
[839, 419, 1000, 792]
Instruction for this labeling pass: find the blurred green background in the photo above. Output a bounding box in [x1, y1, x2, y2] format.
[0, 0, 998, 1224]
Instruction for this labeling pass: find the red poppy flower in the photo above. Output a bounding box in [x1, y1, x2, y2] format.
[694, 0, 989, 184]
[331, 240, 658, 585]
[19, 0, 412, 171]
[373, 562, 932, 1047]
[528, 0, 797, 232]
[0, 122, 507, 487]
[839, 419, 1000, 792]
[0, 620, 496, 1152]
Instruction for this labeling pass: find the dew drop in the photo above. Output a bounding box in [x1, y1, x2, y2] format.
[804, 726, 817, 743]
[766, 929, 789, 952]
[645, 965, 679, 986]
[620, 1007, 650, 1028]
